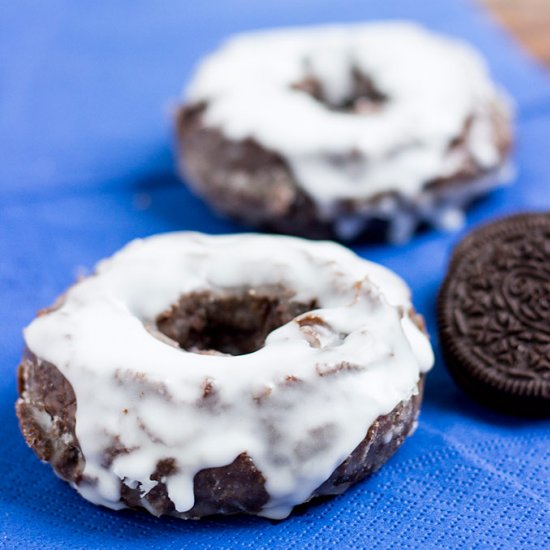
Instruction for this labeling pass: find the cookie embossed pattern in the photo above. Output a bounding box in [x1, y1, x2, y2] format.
[438, 213, 550, 416]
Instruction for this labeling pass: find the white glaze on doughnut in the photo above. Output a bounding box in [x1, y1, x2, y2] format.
[185, 23, 513, 240]
[24, 233, 434, 519]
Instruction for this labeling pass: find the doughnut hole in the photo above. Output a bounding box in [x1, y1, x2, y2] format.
[291, 68, 387, 113]
[155, 286, 316, 356]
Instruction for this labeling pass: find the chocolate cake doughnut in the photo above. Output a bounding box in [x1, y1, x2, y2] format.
[17, 233, 433, 519]
[176, 23, 513, 243]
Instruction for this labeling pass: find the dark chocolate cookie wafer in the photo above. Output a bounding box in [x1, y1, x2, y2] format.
[437, 213, 550, 416]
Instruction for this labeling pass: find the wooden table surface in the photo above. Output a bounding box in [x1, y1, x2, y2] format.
[483, 0, 550, 67]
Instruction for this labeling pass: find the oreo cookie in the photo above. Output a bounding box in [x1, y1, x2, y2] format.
[437, 213, 550, 417]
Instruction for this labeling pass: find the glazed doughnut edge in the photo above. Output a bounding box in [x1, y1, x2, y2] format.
[17, 352, 425, 519]
[176, 102, 512, 243]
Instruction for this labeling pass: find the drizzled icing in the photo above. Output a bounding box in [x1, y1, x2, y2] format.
[184, 22, 512, 240]
[24, 233, 434, 519]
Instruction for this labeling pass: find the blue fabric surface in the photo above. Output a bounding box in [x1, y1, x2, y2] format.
[1, 0, 550, 548]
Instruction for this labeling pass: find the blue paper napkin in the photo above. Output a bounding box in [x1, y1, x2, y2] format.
[1, 1, 549, 548]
